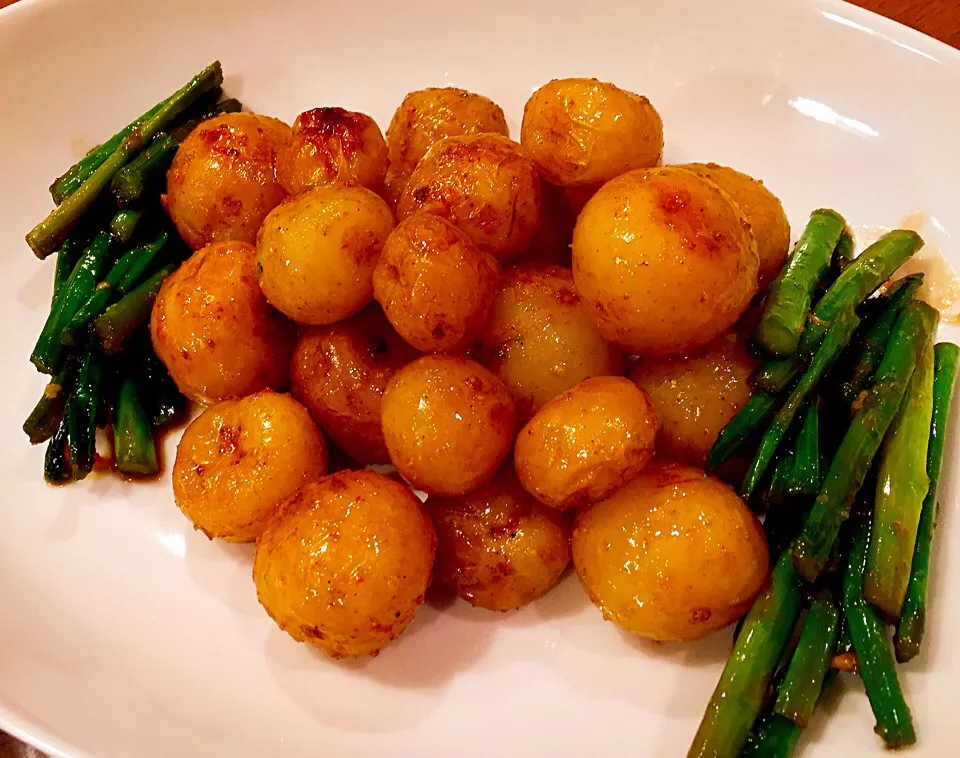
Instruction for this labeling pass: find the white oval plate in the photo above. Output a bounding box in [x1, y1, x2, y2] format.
[2, 0, 959, 755]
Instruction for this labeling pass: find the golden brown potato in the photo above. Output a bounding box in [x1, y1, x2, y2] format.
[173, 391, 327, 542]
[290, 304, 418, 464]
[678, 163, 790, 288]
[257, 185, 394, 325]
[385, 87, 509, 199]
[276, 107, 388, 196]
[572, 460, 769, 642]
[428, 467, 570, 611]
[397, 134, 541, 260]
[373, 214, 500, 353]
[164, 112, 290, 250]
[477, 264, 622, 420]
[381, 355, 517, 496]
[629, 332, 758, 467]
[150, 241, 295, 402]
[514, 376, 658, 510]
[572, 166, 759, 357]
[253, 470, 436, 658]
[521, 78, 663, 188]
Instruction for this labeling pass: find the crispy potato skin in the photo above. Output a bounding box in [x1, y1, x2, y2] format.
[678, 163, 790, 288]
[572, 460, 769, 642]
[477, 264, 622, 421]
[385, 87, 509, 200]
[428, 467, 570, 611]
[572, 166, 759, 357]
[514, 376, 659, 510]
[381, 355, 517, 496]
[290, 304, 418, 464]
[277, 107, 388, 195]
[256, 185, 395, 325]
[397, 134, 541, 260]
[521, 78, 663, 187]
[150, 241, 295, 402]
[172, 391, 327, 542]
[373, 214, 500, 353]
[253, 471, 436, 658]
[164, 113, 290, 250]
[629, 332, 758, 467]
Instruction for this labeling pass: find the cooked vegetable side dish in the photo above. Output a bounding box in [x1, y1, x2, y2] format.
[20, 62, 960, 755]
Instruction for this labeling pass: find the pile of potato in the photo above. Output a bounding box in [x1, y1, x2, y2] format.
[153, 78, 791, 658]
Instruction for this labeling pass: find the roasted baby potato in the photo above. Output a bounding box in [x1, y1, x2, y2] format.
[385, 87, 509, 200]
[257, 185, 394, 325]
[381, 355, 517, 496]
[290, 304, 418, 464]
[276, 107, 388, 196]
[164, 112, 290, 250]
[173, 391, 327, 542]
[254, 470, 436, 658]
[629, 332, 758, 467]
[521, 78, 663, 188]
[428, 467, 570, 611]
[572, 460, 769, 642]
[397, 134, 541, 260]
[514, 376, 658, 510]
[477, 264, 622, 420]
[572, 166, 759, 356]
[373, 214, 500, 353]
[678, 162, 790, 288]
[150, 241, 295, 402]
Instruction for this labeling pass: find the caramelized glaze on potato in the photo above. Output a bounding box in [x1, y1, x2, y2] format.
[164, 113, 290, 250]
[381, 355, 517, 496]
[373, 214, 500, 353]
[514, 376, 659, 510]
[572, 166, 758, 356]
[254, 471, 436, 658]
[397, 134, 541, 260]
[521, 78, 663, 187]
[150, 241, 295, 402]
[572, 460, 769, 641]
[290, 304, 418, 464]
[428, 467, 571, 611]
[277, 107, 388, 195]
[173, 391, 327, 542]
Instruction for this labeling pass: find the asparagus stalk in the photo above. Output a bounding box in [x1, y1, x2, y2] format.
[773, 593, 840, 727]
[113, 375, 158, 476]
[756, 209, 846, 357]
[31, 231, 112, 374]
[786, 403, 821, 496]
[52, 239, 82, 303]
[135, 336, 186, 426]
[739, 712, 801, 758]
[798, 230, 924, 358]
[894, 342, 960, 662]
[865, 335, 936, 620]
[109, 209, 142, 244]
[706, 392, 778, 472]
[742, 306, 860, 500]
[43, 415, 71, 484]
[26, 61, 223, 258]
[843, 519, 916, 749]
[93, 263, 176, 354]
[687, 553, 806, 758]
[791, 301, 938, 581]
[754, 356, 801, 395]
[66, 349, 101, 481]
[23, 363, 72, 444]
[833, 230, 855, 266]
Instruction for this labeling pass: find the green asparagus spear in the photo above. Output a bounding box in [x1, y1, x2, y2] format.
[66, 349, 101, 481]
[23, 363, 72, 444]
[785, 403, 821, 496]
[742, 307, 860, 500]
[706, 392, 778, 472]
[753, 357, 802, 395]
[27, 61, 223, 258]
[774, 593, 840, 727]
[840, 275, 924, 406]
[93, 263, 176, 354]
[31, 231, 112, 374]
[833, 230, 854, 265]
[895, 342, 960, 662]
[43, 415, 71, 484]
[756, 210, 846, 356]
[791, 301, 938, 581]
[52, 239, 82, 303]
[739, 712, 801, 758]
[687, 553, 806, 758]
[109, 209, 142, 244]
[113, 375, 158, 476]
[843, 519, 916, 749]
[865, 334, 936, 620]
[134, 335, 186, 427]
[798, 230, 924, 358]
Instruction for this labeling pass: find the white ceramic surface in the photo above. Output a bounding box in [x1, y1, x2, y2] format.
[1, 0, 959, 755]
